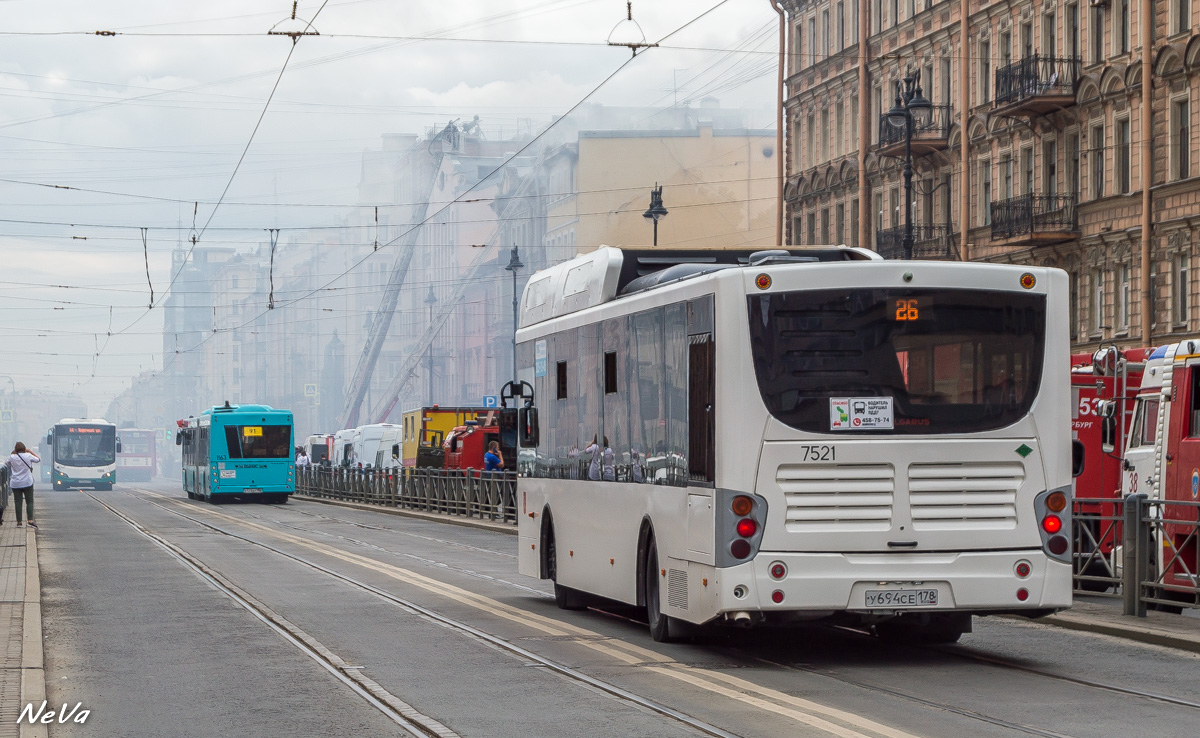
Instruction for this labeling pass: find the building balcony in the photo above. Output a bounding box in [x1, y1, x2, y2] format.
[990, 193, 1078, 245]
[876, 105, 953, 158]
[875, 224, 960, 260]
[993, 55, 1080, 118]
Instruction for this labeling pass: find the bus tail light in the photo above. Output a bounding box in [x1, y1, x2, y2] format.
[1016, 588, 1029, 602]
[1035, 487, 1072, 563]
[769, 562, 787, 580]
[771, 590, 784, 603]
[718, 491, 767, 566]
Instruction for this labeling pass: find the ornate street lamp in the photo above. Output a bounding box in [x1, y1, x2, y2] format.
[642, 184, 668, 246]
[504, 246, 524, 383]
[885, 70, 932, 260]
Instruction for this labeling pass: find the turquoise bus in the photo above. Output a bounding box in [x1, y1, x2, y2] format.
[46, 419, 120, 490]
[177, 403, 294, 504]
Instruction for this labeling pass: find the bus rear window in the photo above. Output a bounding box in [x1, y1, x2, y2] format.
[747, 288, 1046, 434]
[224, 425, 292, 459]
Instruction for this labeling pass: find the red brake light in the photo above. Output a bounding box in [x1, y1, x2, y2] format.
[769, 562, 787, 580]
[1042, 515, 1062, 534]
[730, 539, 752, 559]
[1015, 562, 1031, 578]
[736, 518, 758, 538]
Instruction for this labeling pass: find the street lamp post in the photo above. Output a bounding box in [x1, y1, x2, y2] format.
[424, 286, 437, 405]
[885, 70, 933, 260]
[642, 184, 668, 246]
[504, 246, 524, 383]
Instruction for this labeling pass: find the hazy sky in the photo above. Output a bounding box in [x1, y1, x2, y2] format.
[0, 0, 777, 411]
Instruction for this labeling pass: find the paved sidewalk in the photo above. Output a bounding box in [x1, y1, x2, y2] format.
[0, 523, 45, 738]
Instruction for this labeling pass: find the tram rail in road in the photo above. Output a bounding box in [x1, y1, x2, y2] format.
[78, 485, 1200, 738]
[102, 486, 928, 738]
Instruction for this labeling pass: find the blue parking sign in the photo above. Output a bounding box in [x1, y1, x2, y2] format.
[483, 395, 499, 408]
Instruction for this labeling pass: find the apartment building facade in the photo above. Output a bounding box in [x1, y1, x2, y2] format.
[782, 0, 1200, 350]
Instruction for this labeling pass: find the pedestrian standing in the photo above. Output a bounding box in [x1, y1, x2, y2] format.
[584, 435, 601, 481]
[0, 464, 9, 525]
[483, 441, 503, 473]
[601, 437, 615, 482]
[295, 447, 311, 467]
[5, 443, 39, 529]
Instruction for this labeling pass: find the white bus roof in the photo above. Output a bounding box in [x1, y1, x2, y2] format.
[519, 246, 879, 328]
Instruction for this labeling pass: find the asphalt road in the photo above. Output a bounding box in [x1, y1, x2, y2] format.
[36, 482, 1200, 738]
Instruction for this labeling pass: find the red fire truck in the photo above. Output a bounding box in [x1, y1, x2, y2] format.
[1117, 341, 1200, 608]
[1071, 345, 1152, 589]
[442, 412, 516, 472]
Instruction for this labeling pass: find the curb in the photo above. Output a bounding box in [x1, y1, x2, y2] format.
[292, 495, 518, 536]
[20, 528, 46, 738]
[1011, 611, 1200, 654]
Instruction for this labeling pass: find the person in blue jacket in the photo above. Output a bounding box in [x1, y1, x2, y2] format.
[483, 441, 503, 473]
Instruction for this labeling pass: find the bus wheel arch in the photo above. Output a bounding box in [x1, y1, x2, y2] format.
[541, 509, 588, 610]
[636, 518, 655, 609]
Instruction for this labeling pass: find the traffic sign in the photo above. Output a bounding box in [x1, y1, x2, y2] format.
[483, 395, 499, 408]
[0, 410, 12, 423]
[304, 383, 318, 397]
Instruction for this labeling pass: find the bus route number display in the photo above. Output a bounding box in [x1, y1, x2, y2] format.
[243, 427, 263, 437]
[892, 298, 921, 321]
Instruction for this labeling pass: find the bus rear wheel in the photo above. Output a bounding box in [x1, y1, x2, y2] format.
[545, 523, 588, 611]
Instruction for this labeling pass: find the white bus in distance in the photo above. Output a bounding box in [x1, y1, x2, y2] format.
[514, 246, 1077, 643]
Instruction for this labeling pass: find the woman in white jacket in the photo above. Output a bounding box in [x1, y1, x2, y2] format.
[5, 442, 39, 528]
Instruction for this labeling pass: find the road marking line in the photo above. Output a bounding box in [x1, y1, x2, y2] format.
[140, 490, 923, 738]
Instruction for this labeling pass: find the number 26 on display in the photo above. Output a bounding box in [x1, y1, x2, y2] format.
[894, 299, 919, 321]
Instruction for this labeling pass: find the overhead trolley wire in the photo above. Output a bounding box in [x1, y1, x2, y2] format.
[146, 0, 735, 380]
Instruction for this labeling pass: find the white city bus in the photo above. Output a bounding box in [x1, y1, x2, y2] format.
[514, 246, 1074, 643]
[47, 418, 120, 490]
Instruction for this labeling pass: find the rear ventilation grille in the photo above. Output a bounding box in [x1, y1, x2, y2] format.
[908, 462, 1023, 531]
[667, 569, 688, 610]
[778, 463, 894, 532]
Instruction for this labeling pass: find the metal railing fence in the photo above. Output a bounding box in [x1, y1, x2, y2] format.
[990, 193, 1078, 240]
[1122, 494, 1200, 616]
[875, 224, 959, 260]
[1072, 497, 1123, 597]
[994, 54, 1080, 107]
[296, 466, 517, 524]
[877, 104, 954, 148]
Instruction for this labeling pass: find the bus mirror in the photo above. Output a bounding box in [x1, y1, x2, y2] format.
[518, 407, 539, 447]
[1072, 439, 1085, 478]
[45, 432, 52, 446]
[115, 438, 122, 453]
[175, 432, 183, 446]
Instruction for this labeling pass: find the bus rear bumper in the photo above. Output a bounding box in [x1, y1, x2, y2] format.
[718, 549, 1072, 617]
